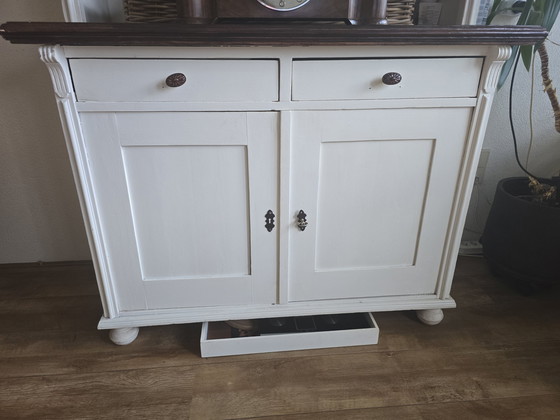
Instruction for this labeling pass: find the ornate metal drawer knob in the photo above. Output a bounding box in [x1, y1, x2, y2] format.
[165, 73, 187, 87]
[382, 72, 402, 85]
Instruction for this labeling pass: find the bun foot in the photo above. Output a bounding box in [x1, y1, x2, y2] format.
[416, 309, 444, 326]
[109, 327, 139, 345]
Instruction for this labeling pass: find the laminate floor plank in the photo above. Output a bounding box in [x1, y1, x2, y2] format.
[187, 340, 560, 419]
[373, 304, 560, 355]
[0, 323, 197, 355]
[254, 394, 560, 420]
[0, 365, 195, 420]
[0, 326, 202, 378]
[0, 257, 559, 419]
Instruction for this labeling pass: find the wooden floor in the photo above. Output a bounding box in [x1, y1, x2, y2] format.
[0, 257, 559, 419]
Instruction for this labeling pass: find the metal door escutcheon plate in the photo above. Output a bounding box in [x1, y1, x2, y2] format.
[265, 210, 275, 232]
[297, 210, 308, 231]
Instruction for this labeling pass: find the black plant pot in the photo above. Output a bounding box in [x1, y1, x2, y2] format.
[481, 177, 560, 291]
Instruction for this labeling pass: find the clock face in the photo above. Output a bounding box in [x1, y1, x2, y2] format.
[256, 0, 312, 12]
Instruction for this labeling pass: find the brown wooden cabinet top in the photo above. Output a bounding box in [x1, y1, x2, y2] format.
[0, 22, 548, 47]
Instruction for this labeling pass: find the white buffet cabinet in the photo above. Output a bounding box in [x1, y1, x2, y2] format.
[33, 30, 514, 346]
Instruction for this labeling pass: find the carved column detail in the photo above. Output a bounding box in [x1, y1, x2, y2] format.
[437, 45, 511, 300]
[39, 46, 73, 99]
[38, 45, 118, 320]
[483, 45, 512, 94]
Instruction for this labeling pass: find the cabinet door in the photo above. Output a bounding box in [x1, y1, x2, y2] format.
[80, 112, 278, 311]
[289, 108, 471, 301]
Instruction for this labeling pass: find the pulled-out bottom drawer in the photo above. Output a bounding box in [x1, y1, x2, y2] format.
[200, 313, 379, 358]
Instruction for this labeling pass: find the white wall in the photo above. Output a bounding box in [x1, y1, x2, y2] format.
[0, 1, 559, 263]
[463, 21, 560, 240]
[0, 0, 91, 263]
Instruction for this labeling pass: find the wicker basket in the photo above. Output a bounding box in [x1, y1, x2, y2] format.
[386, 0, 415, 25]
[123, 0, 415, 25]
[124, 0, 179, 23]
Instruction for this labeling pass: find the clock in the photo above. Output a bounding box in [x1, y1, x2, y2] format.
[256, 0, 312, 12]
[177, 0, 387, 25]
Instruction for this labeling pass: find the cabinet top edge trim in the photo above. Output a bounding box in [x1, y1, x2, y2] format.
[60, 45, 494, 59]
[0, 23, 548, 47]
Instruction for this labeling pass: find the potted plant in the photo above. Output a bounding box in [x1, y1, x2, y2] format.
[481, 0, 560, 293]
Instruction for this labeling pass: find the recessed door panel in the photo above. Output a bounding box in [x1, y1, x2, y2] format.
[123, 145, 251, 280]
[315, 139, 433, 271]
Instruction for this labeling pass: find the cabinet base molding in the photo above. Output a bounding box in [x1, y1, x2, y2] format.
[416, 309, 445, 325]
[108, 327, 140, 345]
[98, 296, 456, 330]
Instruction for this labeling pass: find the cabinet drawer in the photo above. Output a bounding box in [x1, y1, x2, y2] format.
[292, 57, 483, 100]
[200, 313, 379, 357]
[69, 59, 279, 102]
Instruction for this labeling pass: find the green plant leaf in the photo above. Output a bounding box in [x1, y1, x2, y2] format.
[486, 0, 505, 23]
[490, 0, 503, 15]
[496, 0, 532, 89]
[517, 0, 535, 25]
[541, 0, 560, 31]
[521, 45, 534, 71]
[487, 0, 560, 89]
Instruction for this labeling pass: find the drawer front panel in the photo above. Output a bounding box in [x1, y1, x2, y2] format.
[70, 59, 279, 102]
[292, 57, 483, 100]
